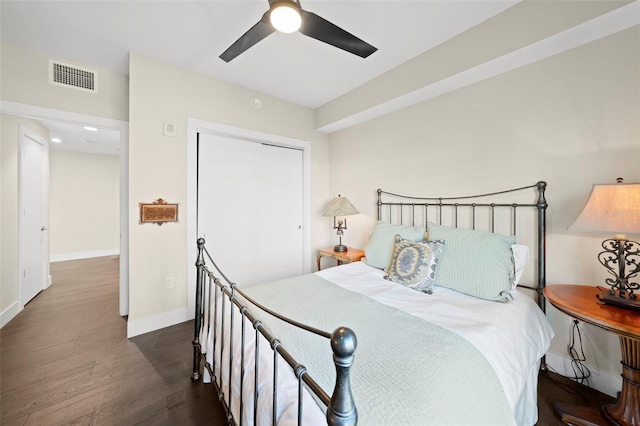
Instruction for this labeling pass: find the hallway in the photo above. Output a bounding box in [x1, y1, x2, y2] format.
[0, 256, 224, 425]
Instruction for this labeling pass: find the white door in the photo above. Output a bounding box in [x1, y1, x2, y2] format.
[19, 126, 49, 305]
[198, 133, 303, 287]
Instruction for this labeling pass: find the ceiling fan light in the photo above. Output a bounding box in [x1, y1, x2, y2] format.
[270, 4, 301, 33]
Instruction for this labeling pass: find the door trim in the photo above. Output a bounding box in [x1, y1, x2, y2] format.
[18, 125, 50, 308]
[1, 100, 130, 316]
[186, 118, 311, 319]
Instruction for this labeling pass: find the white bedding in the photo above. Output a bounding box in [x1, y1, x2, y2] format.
[203, 261, 554, 425]
[317, 262, 554, 424]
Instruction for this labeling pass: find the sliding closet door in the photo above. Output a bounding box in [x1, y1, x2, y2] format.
[198, 133, 303, 287]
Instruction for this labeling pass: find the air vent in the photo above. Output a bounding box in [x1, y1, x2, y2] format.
[49, 60, 97, 93]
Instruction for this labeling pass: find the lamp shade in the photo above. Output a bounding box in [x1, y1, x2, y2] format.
[569, 182, 640, 235]
[322, 195, 359, 217]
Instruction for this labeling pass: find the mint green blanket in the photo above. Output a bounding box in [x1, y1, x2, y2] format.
[243, 274, 516, 425]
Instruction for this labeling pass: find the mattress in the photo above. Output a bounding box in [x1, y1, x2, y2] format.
[202, 261, 554, 425]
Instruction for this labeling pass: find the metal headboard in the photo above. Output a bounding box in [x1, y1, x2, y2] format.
[376, 181, 548, 313]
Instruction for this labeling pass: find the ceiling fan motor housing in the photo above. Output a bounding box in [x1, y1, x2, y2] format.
[269, 0, 302, 33]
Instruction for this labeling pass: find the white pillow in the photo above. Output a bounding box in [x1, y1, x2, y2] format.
[511, 244, 529, 288]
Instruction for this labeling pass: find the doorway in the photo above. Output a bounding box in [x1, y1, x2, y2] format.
[2, 101, 129, 316]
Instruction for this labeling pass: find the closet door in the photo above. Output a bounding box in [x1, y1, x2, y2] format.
[197, 133, 303, 287]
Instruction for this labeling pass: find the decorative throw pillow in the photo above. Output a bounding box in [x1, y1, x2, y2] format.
[364, 222, 427, 270]
[427, 223, 516, 302]
[384, 235, 444, 294]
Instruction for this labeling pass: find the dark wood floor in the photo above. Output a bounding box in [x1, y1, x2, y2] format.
[1, 256, 614, 425]
[0, 256, 226, 425]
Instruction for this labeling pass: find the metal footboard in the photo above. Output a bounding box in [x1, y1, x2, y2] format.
[192, 238, 357, 426]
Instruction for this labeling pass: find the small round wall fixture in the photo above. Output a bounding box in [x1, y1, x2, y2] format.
[251, 97, 262, 109]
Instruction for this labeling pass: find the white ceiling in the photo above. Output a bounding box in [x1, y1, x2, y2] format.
[0, 0, 519, 109]
[38, 119, 121, 156]
[1, 1, 637, 156]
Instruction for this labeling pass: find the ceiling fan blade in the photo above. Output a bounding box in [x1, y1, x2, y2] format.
[219, 12, 275, 62]
[299, 10, 377, 58]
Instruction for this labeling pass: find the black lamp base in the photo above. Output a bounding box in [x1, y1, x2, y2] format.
[595, 239, 640, 311]
[597, 290, 640, 311]
[333, 244, 348, 253]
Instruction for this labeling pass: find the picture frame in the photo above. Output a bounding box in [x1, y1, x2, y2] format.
[139, 198, 178, 225]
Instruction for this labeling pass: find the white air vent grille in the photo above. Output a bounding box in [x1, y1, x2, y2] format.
[49, 60, 97, 93]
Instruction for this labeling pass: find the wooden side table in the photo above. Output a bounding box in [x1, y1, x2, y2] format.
[544, 284, 640, 426]
[317, 247, 364, 271]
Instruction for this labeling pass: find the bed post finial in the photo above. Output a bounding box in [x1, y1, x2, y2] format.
[327, 327, 358, 426]
[536, 181, 547, 206]
[192, 238, 206, 381]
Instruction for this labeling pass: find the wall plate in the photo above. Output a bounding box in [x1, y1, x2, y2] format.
[163, 122, 177, 137]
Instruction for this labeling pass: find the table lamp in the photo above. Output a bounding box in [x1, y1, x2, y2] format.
[569, 178, 640, 310]
[322, 195, 359, 253]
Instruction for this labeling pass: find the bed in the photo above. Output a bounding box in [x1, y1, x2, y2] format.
[191, 182, 554, 425]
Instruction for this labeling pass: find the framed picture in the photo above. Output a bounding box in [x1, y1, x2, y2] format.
[139, 198, 178, 225]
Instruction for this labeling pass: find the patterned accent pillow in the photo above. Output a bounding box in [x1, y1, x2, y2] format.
[384, 235, 444, 294]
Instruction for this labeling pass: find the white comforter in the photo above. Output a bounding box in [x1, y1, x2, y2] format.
[317, 262, 554, 415]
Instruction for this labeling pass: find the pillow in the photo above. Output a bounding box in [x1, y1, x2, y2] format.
[427, 223, 517, 302]
[364, 222, 427, 269]
[384, 236, 444, 294]
[511, 244, 529, 288]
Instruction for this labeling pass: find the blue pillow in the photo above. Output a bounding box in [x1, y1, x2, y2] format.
[364, 222, 427, 269]
[427, 223, 516, 302]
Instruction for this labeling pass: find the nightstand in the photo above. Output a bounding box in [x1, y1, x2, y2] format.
[316, 247, 364, 271]
[544, 284, 640, 426]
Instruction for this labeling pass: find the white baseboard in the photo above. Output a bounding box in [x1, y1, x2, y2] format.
[50, 248, 119, 262]
[1, 301, 23, 328]
[546, 351, 621, 397]
[127, 307, 189, 338]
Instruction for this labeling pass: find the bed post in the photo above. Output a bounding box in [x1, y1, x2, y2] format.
[327, 327, 357, 426]
[536, 181, 547, 313]
[536, 182, 548, 372]
[377, 189, 382, 221]
[192, 237, 205, 381]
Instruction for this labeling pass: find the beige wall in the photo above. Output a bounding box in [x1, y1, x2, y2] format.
[127, 53, 330, 330]
[327, 27, 640, 389]
[49, 151, 120, 259]
[316, 0, 627, 131]
[1, 42, 128, 121]
[0, 114, 49, 316]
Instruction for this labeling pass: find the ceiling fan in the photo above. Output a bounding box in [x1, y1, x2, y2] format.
[219, 0, 377, 62]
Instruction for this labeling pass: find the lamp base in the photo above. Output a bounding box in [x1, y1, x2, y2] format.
[333, 244, 348, 253]
[597, 290, 640, 311]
